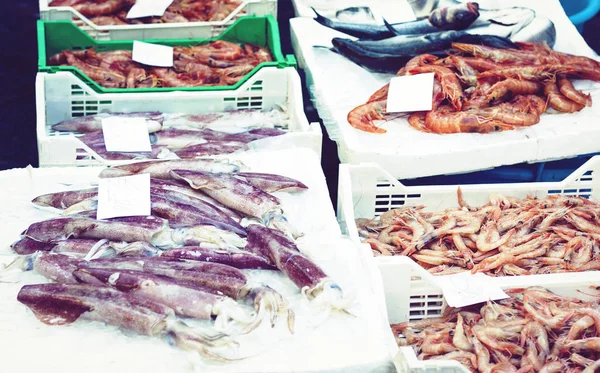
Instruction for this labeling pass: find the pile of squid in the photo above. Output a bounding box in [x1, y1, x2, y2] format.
[9, 158, 347, 360]
[348, 42, 600, 134]
[49, 0, 243, 25]
[393, 287, 600, 372]
[48, 41, 272, 88]
[356, 191, 600, 276]
[52, 111, 287, 160]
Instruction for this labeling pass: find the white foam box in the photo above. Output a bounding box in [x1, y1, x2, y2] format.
[36, 67, 322, 167]
[39, 0, 277, 40]
[290, 0, 600, 180]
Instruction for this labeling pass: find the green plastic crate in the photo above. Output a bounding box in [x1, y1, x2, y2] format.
[37, 15, 297, 93]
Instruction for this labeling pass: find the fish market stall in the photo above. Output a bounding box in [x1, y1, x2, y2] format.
[290, 0, 600, 180]
[0, 148, 397, 372]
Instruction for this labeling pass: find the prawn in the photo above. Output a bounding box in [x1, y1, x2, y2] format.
[73, 0, 129, 17]
[484, 79, 543, 103]
[424, 106, 513, 134]
[477, 95, 546, 127]
[478, 64, 600, 82]
[558, 77, 592, 107]
[545, 81, 585, 113]
[407, 112, 431, 133]
[346, 100, 387, 134]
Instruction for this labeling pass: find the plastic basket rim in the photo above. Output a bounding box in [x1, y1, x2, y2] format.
[37, 15, 297, 94]
[39, 0, 274, 29]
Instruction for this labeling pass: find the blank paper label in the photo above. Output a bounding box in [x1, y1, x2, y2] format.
[127, 0, 173, 18]
[102, 117, 152, 152]
[97, 174, 151, 220]
[386, 73, 435, 113]
[132, 40, 174, 67]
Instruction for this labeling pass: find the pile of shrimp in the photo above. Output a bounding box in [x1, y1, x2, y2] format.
[356, 191, 600, 276]
[48, 0, 243, 25]
[348, 42, 600, 134]
[48, 41, 272, 88]
[392, 287, 600, 372]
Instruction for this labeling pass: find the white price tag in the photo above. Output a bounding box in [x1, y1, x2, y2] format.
[132, 40, 173, 67]
[432, 272, 509, 308]
[386, 73, 435, 113]
[127, 0, 174, 18]
[370, 1, 417, 25]
[102, 117, 152, 152]
[97, 174, 151, 220]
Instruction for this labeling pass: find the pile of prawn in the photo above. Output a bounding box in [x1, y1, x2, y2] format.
[356, 191, 600, 276]
[48, 41, 272, 88]
[392, 287, 600, 373]
[48, 0, 243, 25]
[348, 42, 600, 134]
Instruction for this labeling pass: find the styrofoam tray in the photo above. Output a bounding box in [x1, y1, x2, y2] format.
[37, 67, 322, 167]
[290, 0, 600, 179]
[0, 148, 397, 373]
[39, 0, 277, 41]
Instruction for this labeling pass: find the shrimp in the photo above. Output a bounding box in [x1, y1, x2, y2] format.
[424, 106, 512, 134]
[520, 321, 549, 369]
[476, 95, 546, 127]
[558, 77, 592, 107]
[484, 79, 543, 103]
[477, 64, 595, 81]
[346, 100, 387, 133]
[451, 43, 544, 64]
[407, 112, 431, 132]
[472, 336, 493, 373]
[538, 362, 566, 373]
[439, 55, 479, 87]
[453, 313, 473, 351]
[477, 222, 514, 252]
[459, 57, 502, 72]
[452, 234, 474, 268]
[568, 316, 595, 340]
[563, 337, 600, 352]
[367, 84, 390, 103]
[472, 324, 525, 355]
[73, 0, 128, 17]
[421, 331, 457, 355]
[63, 51, 126, 88]
[582, 359, 600, 373]
[545, 81, 585, 113]
[408, 65, 464, 110]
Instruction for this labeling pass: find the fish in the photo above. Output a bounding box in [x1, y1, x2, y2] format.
[335, 7, 376, 24]
[384, 2, 479, 36]
[51, 112, 164, 133]
[312, 7, 393, 40]
[98, 159, 241, 179]
[331, 33, 516, 73]
[17, 283, 237, 359]
[232, 172, 308, 193]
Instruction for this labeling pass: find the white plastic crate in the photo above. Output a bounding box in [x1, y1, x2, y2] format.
[36, 67, 322, 167]
[39, 0, 277, 40]
[338, 157, 599, 244]
[381, 256, 600, 373]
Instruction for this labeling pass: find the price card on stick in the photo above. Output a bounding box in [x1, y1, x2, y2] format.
[385, 73, 435, 113]
[97, 174, 151, 220]
[431, 272, 509, 308]
[132, 40, 174, 67]
[101, 117, 152, 152]
[127, 0, 174, 18]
